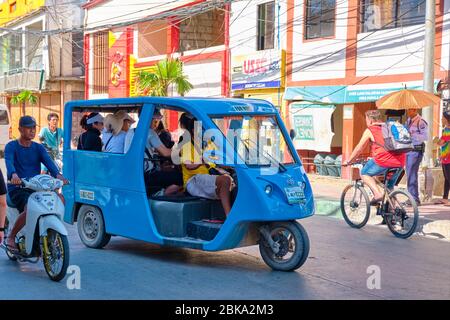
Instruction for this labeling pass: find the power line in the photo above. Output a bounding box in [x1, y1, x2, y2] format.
[0, 0, 240, 35]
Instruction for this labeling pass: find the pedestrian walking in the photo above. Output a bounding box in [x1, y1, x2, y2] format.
[435, 112, 450, 206]
[405, 108, 428, 205]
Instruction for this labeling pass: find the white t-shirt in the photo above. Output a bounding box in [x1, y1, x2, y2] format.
[125, 128, 163, 172]
[102, 130, 127, 153]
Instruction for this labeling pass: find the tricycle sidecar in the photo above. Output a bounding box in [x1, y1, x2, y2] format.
[63, 97, 314, 271]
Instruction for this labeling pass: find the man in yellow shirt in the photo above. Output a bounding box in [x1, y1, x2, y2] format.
[179, 113, 234, 216]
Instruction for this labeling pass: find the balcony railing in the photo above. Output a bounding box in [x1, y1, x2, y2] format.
[0, 69, 45, 92]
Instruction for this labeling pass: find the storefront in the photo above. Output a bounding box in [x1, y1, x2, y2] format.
[285, 80, 443, 178]
[231, 49, 286, 109]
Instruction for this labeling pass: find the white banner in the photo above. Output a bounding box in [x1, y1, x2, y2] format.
[290, 104, 336, 152]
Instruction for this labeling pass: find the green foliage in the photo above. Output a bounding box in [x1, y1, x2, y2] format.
[136, 58, 193, 97]
[11, 90, 38, 105]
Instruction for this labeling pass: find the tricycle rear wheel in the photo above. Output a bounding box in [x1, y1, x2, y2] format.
[77, 205, 111, 249]
[259, 221, 309, 272]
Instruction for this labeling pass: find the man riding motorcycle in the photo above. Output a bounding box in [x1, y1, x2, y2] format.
[4, 116, 68, 252]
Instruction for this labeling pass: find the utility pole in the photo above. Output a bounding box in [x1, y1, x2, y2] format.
[422, 0, 436, 167]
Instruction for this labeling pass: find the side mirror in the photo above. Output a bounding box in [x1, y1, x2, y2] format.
[289, 129, 296, 140]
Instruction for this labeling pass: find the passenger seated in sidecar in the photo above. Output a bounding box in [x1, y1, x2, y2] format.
[129, 109, 183, 197]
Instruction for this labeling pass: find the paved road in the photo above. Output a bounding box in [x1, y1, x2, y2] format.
[0, 215, 449, 300]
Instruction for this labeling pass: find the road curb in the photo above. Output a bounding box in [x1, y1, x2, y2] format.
[314, 198, 450, 241]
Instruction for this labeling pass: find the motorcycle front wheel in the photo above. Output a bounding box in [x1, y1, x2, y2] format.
[259, 221, 310, 272]
[42, 229, 70, 282]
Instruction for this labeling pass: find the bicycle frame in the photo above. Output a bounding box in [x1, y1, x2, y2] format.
[350, 164, 403, 214]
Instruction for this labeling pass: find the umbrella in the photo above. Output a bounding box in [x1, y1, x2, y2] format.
[376, 89, 441, 110]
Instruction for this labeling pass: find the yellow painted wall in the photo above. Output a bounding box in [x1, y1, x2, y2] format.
[129, 55, 157, 96]
[0, 0, 45, 27]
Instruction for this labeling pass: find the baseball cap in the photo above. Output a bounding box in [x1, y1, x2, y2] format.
[19, 116, 37, 127]
[87, 113, 104, 124]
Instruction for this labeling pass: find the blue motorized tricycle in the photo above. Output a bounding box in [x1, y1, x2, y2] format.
[63, 97, 314, 271]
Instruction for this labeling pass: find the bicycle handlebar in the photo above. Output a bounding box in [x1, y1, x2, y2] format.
[343, 159, 368, 167]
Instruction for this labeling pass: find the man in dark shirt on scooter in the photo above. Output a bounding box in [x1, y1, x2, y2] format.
[4, 116, 67, 252]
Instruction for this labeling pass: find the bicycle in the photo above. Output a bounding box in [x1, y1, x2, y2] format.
[340, 159, 419, 239]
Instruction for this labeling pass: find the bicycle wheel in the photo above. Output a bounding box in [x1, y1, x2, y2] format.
[385, 189, 419, 239]
[340, 183, 371, 228]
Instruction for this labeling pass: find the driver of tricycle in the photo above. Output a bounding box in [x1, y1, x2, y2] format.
[4, 116, 68, 252]
[179, 113, 235, 217]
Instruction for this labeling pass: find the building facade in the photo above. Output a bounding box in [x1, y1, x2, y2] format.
[0, 0, 85, 138]
[83, 0, 231, 129]
[229, 0, 287, 109]
[284, 0, 450, 177]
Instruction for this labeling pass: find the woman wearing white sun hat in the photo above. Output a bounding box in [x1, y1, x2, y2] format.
[102, 110, 135, 153]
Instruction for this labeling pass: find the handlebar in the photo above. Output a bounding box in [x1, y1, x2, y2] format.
[6, 180, 25, 187]
[342, 159, 368, 167]
[7, 176, 70, 188]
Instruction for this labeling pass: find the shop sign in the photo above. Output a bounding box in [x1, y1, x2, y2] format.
[293, 115, 314, 140]
[231, 50, 284, 90]
[290, 104, 336, 152]
[284, 80, 440, 104]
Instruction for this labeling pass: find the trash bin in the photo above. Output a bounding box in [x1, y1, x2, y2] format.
[324, 154, 338, 176]
[334, 155, 342, 177]
[313, 154, 327, 175]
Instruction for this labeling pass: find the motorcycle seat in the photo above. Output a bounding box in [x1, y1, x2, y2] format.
[6, 194, 17, 209]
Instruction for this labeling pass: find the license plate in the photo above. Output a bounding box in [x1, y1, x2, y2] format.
[285, 186, 305, 204]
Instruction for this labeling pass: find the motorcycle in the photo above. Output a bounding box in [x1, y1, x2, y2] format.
[1, 175, 70, 282]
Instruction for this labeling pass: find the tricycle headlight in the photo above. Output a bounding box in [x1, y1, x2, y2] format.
[265, 184, 273, 195]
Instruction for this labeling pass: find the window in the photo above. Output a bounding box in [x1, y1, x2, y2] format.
[92, 32, 109, 94]
[72, 32, 84, 75]
[305, 0, 336, 40]
[257, 2, 275, 50]
[211, 115, 296, 166]
[10, 2, 16, 13]
[9, 33, 23, 73]
[0, 36, 8, 74]
[137, 20, 167, 57]
[360, 0, 426, 32]
[26, 21, 44, 70]
[70, 105, 141, 151]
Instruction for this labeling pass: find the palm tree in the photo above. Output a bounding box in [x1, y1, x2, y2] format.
[11, 90, 38, 116]
[136, 58, 193, 97]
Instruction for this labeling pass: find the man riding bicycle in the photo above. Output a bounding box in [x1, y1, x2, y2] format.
[343, 110, 405, 205]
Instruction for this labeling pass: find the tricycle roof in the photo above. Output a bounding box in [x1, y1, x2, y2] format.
[64, 97, 278, 115]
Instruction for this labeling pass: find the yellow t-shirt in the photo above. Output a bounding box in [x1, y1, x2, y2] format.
[180, 142, 216, 188]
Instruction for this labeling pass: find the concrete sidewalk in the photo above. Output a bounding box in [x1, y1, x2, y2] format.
[309, 174, 450, 241]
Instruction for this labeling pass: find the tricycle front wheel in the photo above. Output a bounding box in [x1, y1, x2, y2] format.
[259, 221, 310, 272]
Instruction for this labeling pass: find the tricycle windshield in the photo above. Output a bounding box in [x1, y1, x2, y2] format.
[210, 114, 296, 166]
